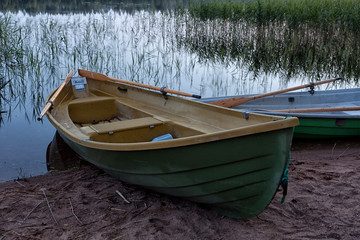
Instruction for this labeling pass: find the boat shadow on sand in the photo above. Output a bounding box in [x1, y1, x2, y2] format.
[46, 131, 90, 172]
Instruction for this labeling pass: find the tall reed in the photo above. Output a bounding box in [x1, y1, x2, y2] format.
[0, 13, 26, 120]
[189, 0, 360, 32]
[1, 7, 359, 123]
[1, 11, 209, 122]
[180, 0, 360, 81]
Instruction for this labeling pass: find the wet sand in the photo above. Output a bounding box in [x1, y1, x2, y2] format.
[1, 138, 360, 239]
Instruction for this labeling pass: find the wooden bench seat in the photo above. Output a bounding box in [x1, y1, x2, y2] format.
[80, 117, 163, 135]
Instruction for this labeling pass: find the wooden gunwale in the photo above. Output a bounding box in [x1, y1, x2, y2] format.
[46, 77, 298, 151]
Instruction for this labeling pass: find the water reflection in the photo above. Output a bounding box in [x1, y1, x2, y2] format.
[1, 10, 296, 125]
[46, 131, 86, 171]
[1, 10, 357, 127]
[175, 16, 360, 82]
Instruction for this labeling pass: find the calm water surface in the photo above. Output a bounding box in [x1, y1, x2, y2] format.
[0, 1, 358, 182]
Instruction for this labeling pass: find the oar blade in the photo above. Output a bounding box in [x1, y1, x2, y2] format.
[78, 69, 109, 81]
[210, 97, 249, 108]
[38, 70, 74, 121]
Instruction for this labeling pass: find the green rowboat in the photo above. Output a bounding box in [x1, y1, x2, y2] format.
[201, 88, 360, 138]
[44, 69, 298, 218]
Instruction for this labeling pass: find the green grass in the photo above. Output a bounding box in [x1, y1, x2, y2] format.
[0, 14, 24, 69]
[176, 5, 360, 81]
[189, 0, 360, 32]
[0, 14, 25, 119]
[176, 0, 360, 81]
[1, 7, 359, 124]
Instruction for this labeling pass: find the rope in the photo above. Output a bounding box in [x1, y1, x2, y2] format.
[280, 125, 294, 204]
[280, 153, 290, 204]
[160, 86, 168, 100]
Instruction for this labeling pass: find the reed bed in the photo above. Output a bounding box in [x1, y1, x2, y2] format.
[175, 15, 360, 81]
[1, 5, 359, 123]
[189, 0, 360, 32]
[0, 13, 26, 120]
[179, 0, 360, 81]
[0, 11, 221, 122]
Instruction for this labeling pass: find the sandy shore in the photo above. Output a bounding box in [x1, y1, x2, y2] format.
[1, 138, 360, 239]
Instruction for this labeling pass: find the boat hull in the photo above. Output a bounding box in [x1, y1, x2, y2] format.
[295, 118, 360, 138]
[58, 127, 293, 219]
[44, 70, 298, 218]
[201, 88, 360, 139]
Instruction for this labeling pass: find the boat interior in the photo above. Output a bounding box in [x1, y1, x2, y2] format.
[51, 77, 294, 144]
[67, 96, 208, 143]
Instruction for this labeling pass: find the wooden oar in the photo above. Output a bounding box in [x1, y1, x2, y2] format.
[78, 69, 201, 99]
[265, 106, 360, 113]
[37, 70, 74, 121]
[209, 77, 342, 108]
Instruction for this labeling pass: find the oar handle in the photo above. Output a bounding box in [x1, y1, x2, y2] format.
[37, 70, 74, 121]
[78, 69, 201, 99]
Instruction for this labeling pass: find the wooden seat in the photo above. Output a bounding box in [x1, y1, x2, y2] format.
[80, 117, 163, 135]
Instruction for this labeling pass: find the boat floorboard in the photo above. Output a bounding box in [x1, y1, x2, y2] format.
[78, 92, 226, 134]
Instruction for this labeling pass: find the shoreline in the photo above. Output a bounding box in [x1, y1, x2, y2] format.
[1, 139, 360, 239]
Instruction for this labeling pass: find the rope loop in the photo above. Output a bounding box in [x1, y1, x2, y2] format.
[160, 86, 168, 100]
[46, 100, 55, 107]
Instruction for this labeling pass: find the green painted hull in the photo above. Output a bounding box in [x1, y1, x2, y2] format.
[295, 118, 360, 138]
[59, 127, 293, 219]
[45, 71, 298, 218]
[200, 88, 360, 139]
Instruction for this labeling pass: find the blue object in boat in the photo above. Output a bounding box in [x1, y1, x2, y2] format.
[152, 133, 173, 142]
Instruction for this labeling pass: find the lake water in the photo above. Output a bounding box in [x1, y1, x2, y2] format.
[0, 1, 358, 182]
